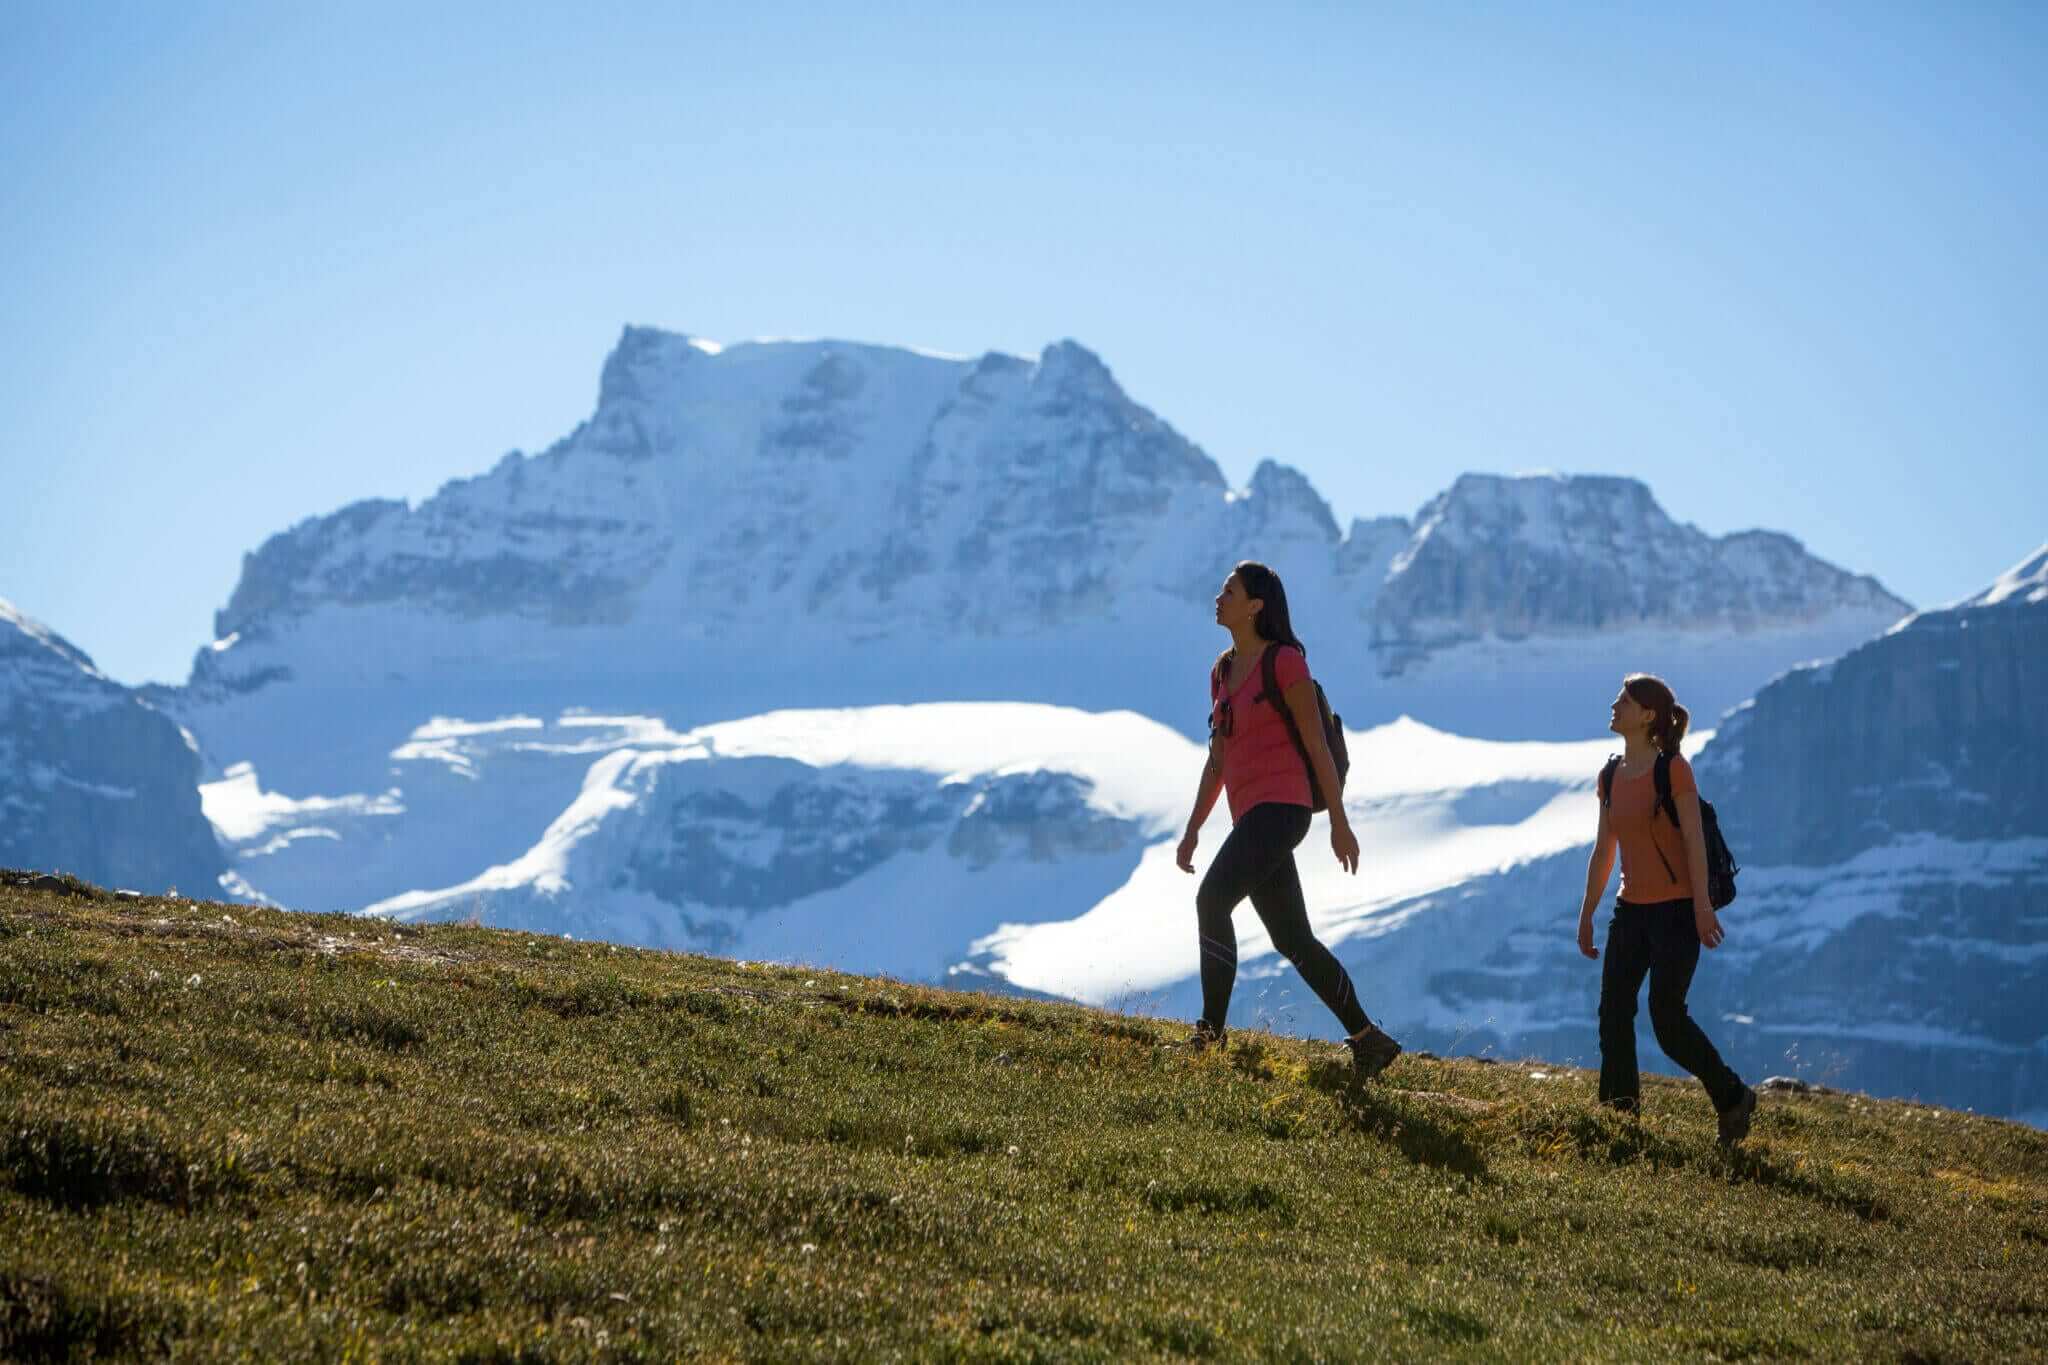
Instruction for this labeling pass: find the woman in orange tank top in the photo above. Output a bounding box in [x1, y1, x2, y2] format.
[1577, 674, 1757, 1145]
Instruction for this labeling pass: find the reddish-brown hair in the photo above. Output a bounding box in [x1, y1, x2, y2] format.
[1624, 673, 1691, 757]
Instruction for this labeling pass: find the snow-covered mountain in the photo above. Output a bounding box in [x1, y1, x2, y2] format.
[0, 598, 223, 893]
[23, 322, 2013, 1111]
[1372, 474, 1905, 675]
[181, 327, 1907, 740]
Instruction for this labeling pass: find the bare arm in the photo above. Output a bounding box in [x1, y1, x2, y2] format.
[1176, 737, 1225, 873]
[1578, 798, 1617, 959]
[1581, 801, 1617, 918]
[1675, 791, 1724, 948]
[1186, 736, 1225, 834]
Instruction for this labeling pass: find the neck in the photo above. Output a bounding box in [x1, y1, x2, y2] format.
[1622, 734, 1661, 764]
[1227, 625, 1267, 657]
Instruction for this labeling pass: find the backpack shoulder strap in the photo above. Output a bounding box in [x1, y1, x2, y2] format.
[1653, 753, 1680, 828]
[1257, 642, 1306, 704]
[1259, 646, 1307, 742]
[1598, 755, 1621, 808]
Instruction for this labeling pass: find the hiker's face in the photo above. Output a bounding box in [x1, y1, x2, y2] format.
[1214, 575, 1263, 632]
[1609, 687, 1651, 738]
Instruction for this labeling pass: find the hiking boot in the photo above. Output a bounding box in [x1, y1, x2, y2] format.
[1346, 1023, 1402, 1080]
[1180, 1020, 1226, 1053]
[1717, 1086, 1758, 1146]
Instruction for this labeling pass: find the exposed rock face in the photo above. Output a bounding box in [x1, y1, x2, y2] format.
[629, 765, 961, 912]
[1698, 543, 2048, 865]
[0, 599, 224, 893]
[1372, 475, 1906, 673]
[627, 763, 1141, 914]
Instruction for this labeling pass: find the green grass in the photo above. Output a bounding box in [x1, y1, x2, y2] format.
[2, 870, 2044, 1362]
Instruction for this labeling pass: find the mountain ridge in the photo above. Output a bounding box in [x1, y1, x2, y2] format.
[0, 598, 224, 895]
[188, 326, 1908, 705]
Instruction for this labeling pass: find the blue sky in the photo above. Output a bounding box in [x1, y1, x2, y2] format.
[3, 1, 2043, 684]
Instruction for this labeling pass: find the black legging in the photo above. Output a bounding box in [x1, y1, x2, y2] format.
[1598, 897, 1746, 1111]
[1197, 802, 1372, 1036]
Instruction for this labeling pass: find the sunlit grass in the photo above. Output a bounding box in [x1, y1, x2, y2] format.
[2, 870, 2044, 1361]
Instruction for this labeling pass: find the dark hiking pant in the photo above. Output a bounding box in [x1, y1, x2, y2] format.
[1196, 802, 1371, 1037]
[1598, 897, 1746, 1112]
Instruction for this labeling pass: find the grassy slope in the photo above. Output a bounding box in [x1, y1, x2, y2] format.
[1, 873, 2044, 1363]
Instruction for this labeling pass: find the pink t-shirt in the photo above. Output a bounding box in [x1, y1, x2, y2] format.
[1210, 643, 1314, 821]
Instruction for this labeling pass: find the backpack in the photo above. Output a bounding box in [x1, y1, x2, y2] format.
[1212, 643, 1349, 812]
[1598, 753, 1740, 910]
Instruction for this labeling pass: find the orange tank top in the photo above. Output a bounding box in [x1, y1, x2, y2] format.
[1606, 754, 1697, 904]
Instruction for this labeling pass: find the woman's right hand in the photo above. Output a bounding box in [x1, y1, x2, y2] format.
[1577, 912, 1599, 960]
[1176, 829, 1199, 874]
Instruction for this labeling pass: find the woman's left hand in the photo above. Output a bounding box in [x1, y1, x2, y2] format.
[1331, 820, 1360, 875]
[1695, 905, 1725, 950]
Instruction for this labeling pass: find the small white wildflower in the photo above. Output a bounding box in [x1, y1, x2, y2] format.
[800, 1243, 817, 1255]
[804, 980, 816, 987]
[1007, 1145, 1020, 1157]
[184, 973, 203, 989]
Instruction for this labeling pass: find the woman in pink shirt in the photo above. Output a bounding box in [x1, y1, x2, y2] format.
[1174, 561, 1402, 1077]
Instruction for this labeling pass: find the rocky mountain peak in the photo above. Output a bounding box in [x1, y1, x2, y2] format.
[1403, 472, 1666, 559]
[595, 324, 714, 409]
[0, 598, 102, 679]
[1957, 541, 2048, 611]
[1238, 460, 1340, 544]
[0, 598, 225, 894]
[1032, 337, 1112, 389]
[1368, 472, 1910, 670]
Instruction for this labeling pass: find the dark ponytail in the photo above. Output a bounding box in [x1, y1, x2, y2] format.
[1624, 673, 1689, 756]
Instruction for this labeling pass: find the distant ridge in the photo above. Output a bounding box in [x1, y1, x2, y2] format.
[188, 326, 1908, 704]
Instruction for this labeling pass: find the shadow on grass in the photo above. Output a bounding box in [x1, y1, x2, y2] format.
[823, 989, 1063, 1033]
[1403, 1302, 1491, 1344]
[1144, 1176, 1295, 1222]
[266, 998, 427, 1052]
[2, 1115, 254, 1213]
[1516, 1105, 1891, 1222]
[0, 1270, 179, 1363]
[0, 954, 126, 1017]
[1305, 1061, 1489, 1178]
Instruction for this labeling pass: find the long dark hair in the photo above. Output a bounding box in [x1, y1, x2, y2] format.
[1623, 673, 1691, 757]
[1215, 560, 1305, 673]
